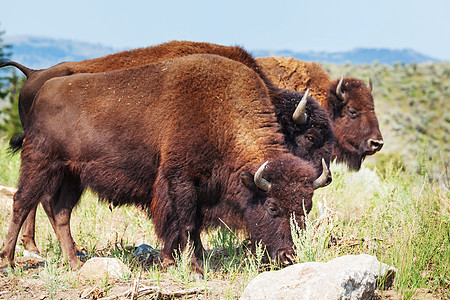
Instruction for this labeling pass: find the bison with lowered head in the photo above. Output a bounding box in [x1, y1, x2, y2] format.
[256, 57, 384, 170]
[1, 41, 334, 257]
[0, 54, 327, 273]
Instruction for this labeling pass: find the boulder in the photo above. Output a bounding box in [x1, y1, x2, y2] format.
[0, 185, 16, 207]
[240, 254, 396, 300]
[78, 257, 131, 284]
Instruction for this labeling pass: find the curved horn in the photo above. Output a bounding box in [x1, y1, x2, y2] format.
[368, 78, 373, 92]
[254, 161, 271, 191]
[292, 89, 309, 125]
[313, 159, 330, 189]
[336, 77, 345, 101]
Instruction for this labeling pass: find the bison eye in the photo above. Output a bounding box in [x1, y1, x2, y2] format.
[347, 107, 358, 118]
[306, 134, 315, 143]
[267, 202, 279, 216]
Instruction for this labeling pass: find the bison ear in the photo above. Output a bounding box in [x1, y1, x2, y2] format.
[240, 172, 258, 192]
[280, 115, 290, 126]
[330, 78, 348, 111]
[280, 115, 295, 135]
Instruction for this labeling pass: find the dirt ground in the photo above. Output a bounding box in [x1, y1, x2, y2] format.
[0, 256, 444, 300]
[0, 255, 244, 300]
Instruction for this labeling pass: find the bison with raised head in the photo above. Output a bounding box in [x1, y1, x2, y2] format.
[256, 57, 384, 170]
[1, 41, 334, 257]
[0, 54, 328, 273]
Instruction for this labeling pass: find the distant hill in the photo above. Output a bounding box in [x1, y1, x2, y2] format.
[252, 48, 439, 65]
[2, 35, 440, 70]
[3, 35, 117, 69]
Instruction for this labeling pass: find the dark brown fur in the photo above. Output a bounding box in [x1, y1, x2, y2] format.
[256, 56, 383, 170]
[0, 54, 318, 272]
[1, 41, 334, 255]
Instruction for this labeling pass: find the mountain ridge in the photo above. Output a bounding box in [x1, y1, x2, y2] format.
[3, 35, 440, 70]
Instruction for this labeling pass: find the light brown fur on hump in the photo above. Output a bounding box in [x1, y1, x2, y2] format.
[256, 57, 331, 107]
[66, 41, 247, 74]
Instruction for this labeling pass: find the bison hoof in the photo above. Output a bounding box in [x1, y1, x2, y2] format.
[0, 260, 15, 274]
[191, 264, 205, 279]
[69, 259, 84, 271]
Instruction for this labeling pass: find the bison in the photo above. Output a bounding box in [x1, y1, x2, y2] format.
[0, 54, 329, 273]
[255, 57, 384, 170]
[1, 41, 334, 256]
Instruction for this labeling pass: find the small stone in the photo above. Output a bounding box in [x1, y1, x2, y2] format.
[132, 244, 161, 268]
[78, 257, 131, 284]
[23, 250, 44, 259]
[133, 244, 155, 257]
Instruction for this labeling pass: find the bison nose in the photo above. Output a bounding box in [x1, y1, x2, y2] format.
[367, 139, 384, 152]
[277, 248, 295, 266]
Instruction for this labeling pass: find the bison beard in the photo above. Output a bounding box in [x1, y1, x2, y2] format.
[1, 40, 334, 257]
[0, 54, 325, 273]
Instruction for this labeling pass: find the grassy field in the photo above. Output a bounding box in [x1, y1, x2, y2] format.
[0, 62, 449, 299]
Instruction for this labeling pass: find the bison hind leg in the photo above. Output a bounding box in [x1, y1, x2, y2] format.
[152, 165, 204, 274]
[20, 205, 40, 255]
[40, 173, 84, 270]
[0, 153, 66, 269]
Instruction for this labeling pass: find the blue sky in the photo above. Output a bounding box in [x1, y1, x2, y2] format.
[1, 0, 449, 60]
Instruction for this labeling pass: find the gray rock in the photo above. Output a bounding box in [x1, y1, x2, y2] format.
[133, 244, 161, 267]
[0, 185, 16, 206]
[240, 254, 396, 300]
[78, 257, 131, 284]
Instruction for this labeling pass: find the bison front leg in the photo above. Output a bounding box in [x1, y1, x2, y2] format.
[151, 166, 204, 275]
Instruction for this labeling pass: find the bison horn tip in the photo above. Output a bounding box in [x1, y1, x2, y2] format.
[254, 161, 271, 192]
[336, 77, 345, 101]
[292, 89, 309, 125]
[313, 159, 330, 189]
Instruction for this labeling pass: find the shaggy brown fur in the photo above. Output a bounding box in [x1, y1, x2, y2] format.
[0, 54, 319, 272]
[255, 57, 331, 106]
[1, 41, 334, 256]
[256, 56, 384, 170]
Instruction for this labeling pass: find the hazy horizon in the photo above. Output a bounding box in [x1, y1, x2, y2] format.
[1, 0, 449, 61]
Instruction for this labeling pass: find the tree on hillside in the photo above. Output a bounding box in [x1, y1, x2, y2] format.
[0, 24, 23, 139]
[0, 24, 13, 98]
[0, 71, 23, 137]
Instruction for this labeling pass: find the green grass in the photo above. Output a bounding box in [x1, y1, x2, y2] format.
[0, 137, 20, 186]
[1, 143, 448, 298]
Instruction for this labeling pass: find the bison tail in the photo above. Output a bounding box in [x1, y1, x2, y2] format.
[0, 61, 34, 77]
[8, 132, 26, 155]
